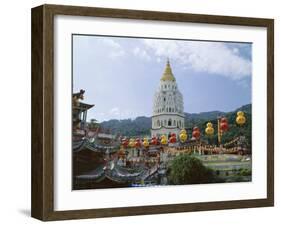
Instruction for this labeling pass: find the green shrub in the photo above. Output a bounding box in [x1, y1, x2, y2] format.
[167, 154, 216, 185]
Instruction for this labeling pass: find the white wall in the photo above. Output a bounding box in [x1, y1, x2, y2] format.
[0, 0, 279, 225]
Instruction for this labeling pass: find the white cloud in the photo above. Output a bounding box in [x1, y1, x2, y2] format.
[100, 39, 125, 59]
[132, 47, 151, 61]
[101, 107, 137, 121]
[142, 39, 251, 80]
[109, 107, 120, 116]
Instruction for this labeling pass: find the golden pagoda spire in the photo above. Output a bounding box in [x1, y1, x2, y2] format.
[161, 58, 176, 81]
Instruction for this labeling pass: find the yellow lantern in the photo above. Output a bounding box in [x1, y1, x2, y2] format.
[205, 122, 214, 136]
[179, 133, 187, 143]
[179, 129, 188, 143]
[236, 111, 246, 126]
[161, 135, 168, 145]
[237, 111, 244, 117]
[206, 122, 213, 128]
[129, 138, 135, 148]
[205, 127, 214, 136]
[236, 115, 246, 125]
[143, 138, 149, 148]
[180, 129, 187, 134]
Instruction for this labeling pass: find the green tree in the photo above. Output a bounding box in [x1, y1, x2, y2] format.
[167, 154, 216, 185]
[88, 118, 100, 130]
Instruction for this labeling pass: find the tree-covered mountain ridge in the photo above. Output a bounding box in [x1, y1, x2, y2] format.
[98, 104, 251, 140]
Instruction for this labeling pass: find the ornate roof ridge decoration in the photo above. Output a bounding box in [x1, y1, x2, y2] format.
[151, 126, 181, 130]
[73, 89, 85, 98]
[75, 160, 158, 183]
[72, 89, 95, 109]
[160, 59, 176, 81]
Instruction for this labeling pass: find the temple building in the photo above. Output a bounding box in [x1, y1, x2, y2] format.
[72, 89, 95, 140]
[151, 60, 185, 138]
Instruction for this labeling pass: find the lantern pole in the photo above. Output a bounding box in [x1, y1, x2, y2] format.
[217, 117, 221, 145]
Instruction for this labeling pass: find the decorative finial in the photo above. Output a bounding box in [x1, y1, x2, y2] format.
[161, 58, 175, 81]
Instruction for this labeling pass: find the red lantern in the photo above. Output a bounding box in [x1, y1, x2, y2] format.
[122, 139, 129, 148]
[170, 133, 176, 137]
[151, 137, 157, 145]
[192, 127, 201, 139]
[169, 136, 177, 143]
[193, 127, 200, 132]
[220, 122, 229, 132]
[135, 138, 141, 148]
[192, 130, 200, 139]
[220, 117, 227, 123]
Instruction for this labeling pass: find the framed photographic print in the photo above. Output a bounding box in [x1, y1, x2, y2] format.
[31, 4, 274, 221]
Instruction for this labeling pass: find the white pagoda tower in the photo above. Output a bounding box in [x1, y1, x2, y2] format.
[151, 60, 185, 138]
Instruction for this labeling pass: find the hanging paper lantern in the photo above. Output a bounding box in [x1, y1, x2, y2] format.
[129, 138, 135, 148]
[220, 122, 229, 132]
[192, 130, 200, 139]
[143, 138, 149, 148]
[206, 122, 213, 128]
[151, 137, 157, 145]
[236, 111, 246, 126]
[236, 116, 246, 125]
[205, 127, 214, 136]
[192, 127, 201, 139]
[237, 111, 244, 117]
[161, 135, 168, 145]
[180, 129, 187, 134]
[135, 138, 141, 148]
[219, 117, 229, 132]
[169, 135, 177, 143]
[205, 122, 214, 136]
[171, 133, 176, 137]
[193, 127, 200, 132]
[179, 129, 188, 143]
[179, 133, 187, 143]
[121, 138, 129, 148]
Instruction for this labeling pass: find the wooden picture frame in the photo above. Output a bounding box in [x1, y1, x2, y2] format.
[31, 4, 274, 221]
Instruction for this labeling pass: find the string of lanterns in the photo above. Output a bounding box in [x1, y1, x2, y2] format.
[120, 111, 246, 149]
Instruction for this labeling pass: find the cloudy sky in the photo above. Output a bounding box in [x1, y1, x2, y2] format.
[73, 35, 252, 122]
